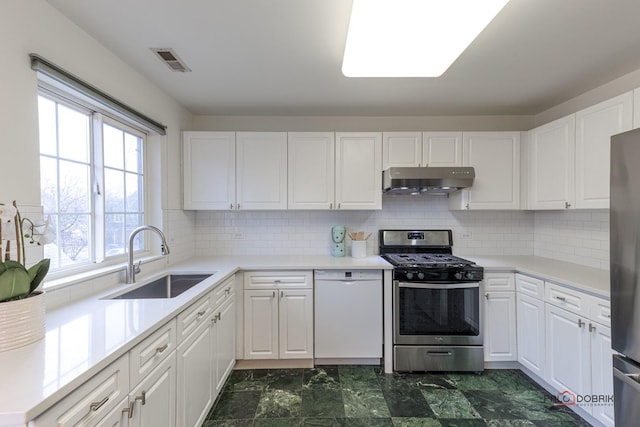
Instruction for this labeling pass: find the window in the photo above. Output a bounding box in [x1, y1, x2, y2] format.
[38, 92, 146, 272]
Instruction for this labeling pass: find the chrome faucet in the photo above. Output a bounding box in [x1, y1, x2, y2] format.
[126, 225, 171, 284]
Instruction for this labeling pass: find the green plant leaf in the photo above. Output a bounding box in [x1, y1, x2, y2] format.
[0, 268, 31, 302]
[27, 258, 50, 293]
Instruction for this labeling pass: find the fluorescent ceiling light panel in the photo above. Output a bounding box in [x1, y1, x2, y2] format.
[342, 0, 510, 77]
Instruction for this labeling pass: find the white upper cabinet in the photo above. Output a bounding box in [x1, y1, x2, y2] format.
[183, 131, 236, 210]
[336, 132, 382, 210]
[575, 91, 633, 209]
[382, 131, 462, 169]
[287, 132, 335, 209]
[382, 132, 422, 168]
[527, 115, 576, 210]
[236, 132, 288, 210]
[449, 132, 521, 210]
[422, 132, 463, 166]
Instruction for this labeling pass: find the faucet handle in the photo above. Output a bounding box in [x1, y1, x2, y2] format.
[134, 260, 141, 274]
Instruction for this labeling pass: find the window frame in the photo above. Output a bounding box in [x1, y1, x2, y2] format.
[37, 85, 150, 278]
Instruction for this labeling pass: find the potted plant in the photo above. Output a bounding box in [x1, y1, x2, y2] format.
[0, 201, 51, 352]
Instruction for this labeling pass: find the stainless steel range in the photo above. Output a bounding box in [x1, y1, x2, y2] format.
[379, 229, 484, 372]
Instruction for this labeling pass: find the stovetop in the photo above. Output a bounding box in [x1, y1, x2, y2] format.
[382, 253, 475, 268]
[379, 229, 484, 283]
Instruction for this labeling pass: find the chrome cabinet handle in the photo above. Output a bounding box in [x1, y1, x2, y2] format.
[237, 203, 241, 209]
[230, 203, 233, 210]
[123, 401, 135, 419]
[578, 319, 585, 328]
[272, 291, 275, 298]
[90, 396, 109, 412]
[555, 296, 567, 302]
[216, 312, 222, 321]
[589, 323, 597, 332]
[281, 291, 284, 298]
[225, 287, 231, 295]
[604, 314, 611, 318]
[565, 202, 572, 208]
[197, 310, 206, 318]
[485, 293, 489, 300]
[156, 343, 168, 354]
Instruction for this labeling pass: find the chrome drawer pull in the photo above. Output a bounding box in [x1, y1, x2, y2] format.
[216, 312, 222, 321]
[156, 343, 169, 354]
[197, 310, 207, 318]
[578, 319, 585, 328]
[555, 296, 567, 302]
[604, 314, 611, 318]
[225, 287, 231, 295]
[485, 293, 489, 300]
[589, 323, 597, 332]
[90, 396, 109, 411]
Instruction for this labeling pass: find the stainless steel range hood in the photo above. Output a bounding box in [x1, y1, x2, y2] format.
[382, 167, 475, 195]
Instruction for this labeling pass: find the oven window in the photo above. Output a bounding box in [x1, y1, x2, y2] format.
[398, 286, 480, 336]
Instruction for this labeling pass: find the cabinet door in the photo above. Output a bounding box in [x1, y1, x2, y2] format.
[545, 304, 590, 397]
[278, 289, 314, 359]
[590, 322, 615, 427]
[484, 291, 517, 361]
[176, 320, 213, 427]
[528, 115, 576, 210]
[516, 294, 545, 377]
[130, 353, 176, 427]
[183, 131, 236, 210]
[575, 91, 633, 209]
[382, 131, 421, 168]
[335, 132, 382, 210]
[451, 132, 520, 210]
[214, 295, 236, 396]
[244, 290, 279, 359]
[288, 132, 335, 209]
[236, 132, 288, 210]
[422, 132, 462, 166]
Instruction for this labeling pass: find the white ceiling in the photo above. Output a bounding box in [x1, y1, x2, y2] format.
[46, 0, 640, 116]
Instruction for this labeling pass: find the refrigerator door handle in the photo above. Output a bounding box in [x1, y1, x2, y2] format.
[614, 366, 640, 393]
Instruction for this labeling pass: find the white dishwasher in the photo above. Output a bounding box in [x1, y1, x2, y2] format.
[314, 270, 383, 362]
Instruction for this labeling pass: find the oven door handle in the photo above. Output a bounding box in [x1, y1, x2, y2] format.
[397, 281, 479, 290]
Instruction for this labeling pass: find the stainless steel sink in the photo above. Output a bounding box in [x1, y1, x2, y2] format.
[111, 274, 213, 299]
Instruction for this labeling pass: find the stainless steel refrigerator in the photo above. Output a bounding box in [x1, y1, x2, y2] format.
[611, 127, 640, 426]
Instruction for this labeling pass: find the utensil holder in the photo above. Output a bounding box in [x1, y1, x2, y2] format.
[351, 240, 367, 258]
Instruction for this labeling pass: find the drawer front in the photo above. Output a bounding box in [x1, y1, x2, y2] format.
[484, 273, 515, 291]
[35, 355, 129, 426]
[545, 282, 588, 316]
[590, 295, 612, 327]
[516, 274, 544, 299]
[177, 293, 213, 343]
[213, 276, 235, 308]
[130, 319, 176, 387]
[243, 270, 313, 289]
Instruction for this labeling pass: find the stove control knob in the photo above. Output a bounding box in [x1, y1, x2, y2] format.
[454, 272, 463, 280]
[417, 272, 425, 280]
[465, 271, 475, 279]
[406, 272, 414, 280]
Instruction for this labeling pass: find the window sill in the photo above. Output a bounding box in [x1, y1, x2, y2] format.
[42, 253, 166, 293]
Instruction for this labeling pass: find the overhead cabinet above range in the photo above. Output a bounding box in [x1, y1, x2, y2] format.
[382, 131, 463, 169]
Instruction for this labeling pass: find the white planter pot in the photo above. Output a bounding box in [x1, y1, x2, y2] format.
[0, 291, 45, 353]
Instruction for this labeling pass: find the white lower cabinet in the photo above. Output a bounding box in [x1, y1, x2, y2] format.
[128, 353, 176, 427]
[545, 304, 591, 396]
[483, 273, 517, 362]
[243, 271, 314, 360]
[516, 274, 546, 377]
[590, 322, 615, 427]
[176, 277, 236, 427]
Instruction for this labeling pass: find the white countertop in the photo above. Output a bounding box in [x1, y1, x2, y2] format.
[0, 255, 391, 426]
[462, 255, 610, 298]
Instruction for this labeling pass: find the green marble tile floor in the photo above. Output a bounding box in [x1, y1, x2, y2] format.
[204, 367, 591, 427]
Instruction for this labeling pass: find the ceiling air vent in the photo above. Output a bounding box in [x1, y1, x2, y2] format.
[150, 48, 191, 72]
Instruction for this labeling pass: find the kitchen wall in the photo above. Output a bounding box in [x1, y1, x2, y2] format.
[534, 210, 609, 270]
[194, 197, 535, 257]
